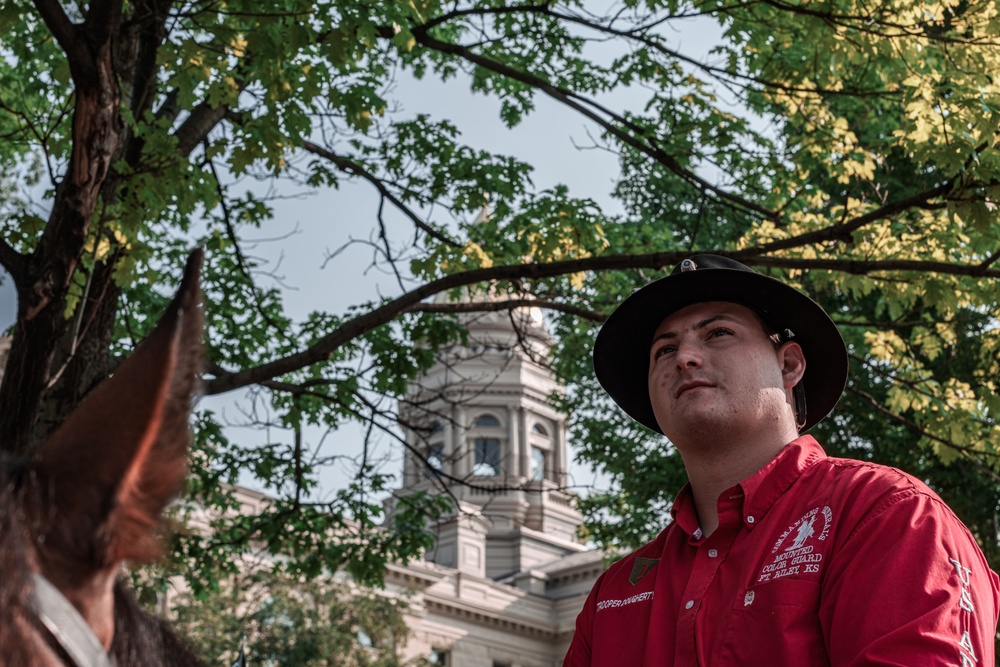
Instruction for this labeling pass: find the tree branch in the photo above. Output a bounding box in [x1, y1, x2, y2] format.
[756, 180, 955, 253]
[85, 0, 122, 46]
[407, 29, 776, 220]
[977, 248, 1000, 274]
[0, 240, 27, 284]
[300, 140, 460, 247]
[406, 297, 605, 322]
[31, 0, 91, 81]
[174, 102, 229, 157]
[847, 386, 1000, 481]
[204, 252, 998, 395]
[416, 3, 897, 98]
[207, 156, 294, 345]
[737, 254, 1000, 277]
[753, 0, 1000, 45]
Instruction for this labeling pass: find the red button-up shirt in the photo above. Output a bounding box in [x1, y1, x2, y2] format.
[564, 436, 999, 666]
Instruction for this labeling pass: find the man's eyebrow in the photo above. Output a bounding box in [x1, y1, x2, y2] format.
[650, 314, 740, 346]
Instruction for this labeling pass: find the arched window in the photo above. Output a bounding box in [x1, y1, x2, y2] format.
[425, 445, 444, 478]
[531, 446, 546, 481]
[473, 438, 501, 476]
[529, 419, 552, 481]
[474, 414, 501, 428]
[470, 412, 504, 476]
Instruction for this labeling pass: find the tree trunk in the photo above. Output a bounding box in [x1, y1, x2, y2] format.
[32, 261, 122, 451]
[0, 7, 125, 457]
[0, 0, 179, 457]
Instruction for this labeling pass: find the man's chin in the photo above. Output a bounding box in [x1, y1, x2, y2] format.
[661, 409, 730, 441]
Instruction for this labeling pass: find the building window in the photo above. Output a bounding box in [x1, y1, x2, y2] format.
[429, 648, 449, 665]
[531, 446, 546, 481]
[531, 423, 548, 436]
[417, 421, 444, 436]
[473, 437, 501, 476]
[474, 414, 501, 428]
[426, 445, 444, 478]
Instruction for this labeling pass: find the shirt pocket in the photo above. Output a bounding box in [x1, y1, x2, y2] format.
[716, 578, 829, 666]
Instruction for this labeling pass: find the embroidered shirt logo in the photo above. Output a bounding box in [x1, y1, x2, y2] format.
[628, 557, 660, 585]
[788, 516, 816, 551]
[757, 506, 832, 583]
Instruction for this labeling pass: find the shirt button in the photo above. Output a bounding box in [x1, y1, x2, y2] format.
[746, 515, 755, 524]
[708, 549, 718, 558]
[685, 600, 695, 610]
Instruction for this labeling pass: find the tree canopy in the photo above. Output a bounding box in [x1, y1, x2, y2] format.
[164, 565, 425, 666]
[2, 0, 1000, 590]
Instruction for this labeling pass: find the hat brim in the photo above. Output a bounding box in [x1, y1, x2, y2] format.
[593, 268, 847, 434]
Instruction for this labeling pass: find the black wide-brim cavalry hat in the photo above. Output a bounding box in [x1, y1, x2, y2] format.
[593, 255, 848, 433]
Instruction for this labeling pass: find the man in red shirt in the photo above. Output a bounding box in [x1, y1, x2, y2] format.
[564, 255, 999, 666]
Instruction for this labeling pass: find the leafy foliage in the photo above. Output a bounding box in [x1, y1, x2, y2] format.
[166, 565, 428, 666]
[2, 0, 1000, 616]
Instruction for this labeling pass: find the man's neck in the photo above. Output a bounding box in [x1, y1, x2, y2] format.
[678, 426, 800, 537]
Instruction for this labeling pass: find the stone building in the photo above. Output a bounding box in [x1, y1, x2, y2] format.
[0, 284, 603, 666]
[384, 294, 604, 666]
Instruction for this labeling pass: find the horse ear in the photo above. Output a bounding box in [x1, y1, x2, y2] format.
[33, 248, 205, 566]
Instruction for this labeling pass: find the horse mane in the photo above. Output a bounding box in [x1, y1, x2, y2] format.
[110, 581, 205, 666]
[0, 475, 206, 667]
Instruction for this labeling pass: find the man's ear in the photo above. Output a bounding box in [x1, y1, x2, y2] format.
[779, 341, 806, 390]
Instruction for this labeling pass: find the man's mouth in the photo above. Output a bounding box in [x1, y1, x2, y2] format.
[676, 381, 714, 398]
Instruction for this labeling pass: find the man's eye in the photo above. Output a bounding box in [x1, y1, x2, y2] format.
[652, 344, 676, 359]
[708, 328, 734, 339]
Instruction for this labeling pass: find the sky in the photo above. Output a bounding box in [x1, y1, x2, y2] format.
[208, 68, 632, 496]
[0, 11, 727, 498]
[0, 69, 625, 497]
[0, 61, 629, 338]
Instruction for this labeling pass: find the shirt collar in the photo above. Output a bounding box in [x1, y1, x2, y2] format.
[670, 435, 826, 537]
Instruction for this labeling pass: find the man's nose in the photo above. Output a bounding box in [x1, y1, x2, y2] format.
[675, 340, 703, 371]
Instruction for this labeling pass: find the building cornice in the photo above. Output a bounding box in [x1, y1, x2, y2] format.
[385, 562, 448, 590]
[421, 596, 561, 640]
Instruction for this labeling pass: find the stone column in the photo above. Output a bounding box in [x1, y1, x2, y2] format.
[554, 419, 567, 485]
[403, 425, 416, 487]
[519, 407, 531, 479]
[441, 412, 453, 479]
[453, 405, 468, 478]
[507, 403, 522, 479]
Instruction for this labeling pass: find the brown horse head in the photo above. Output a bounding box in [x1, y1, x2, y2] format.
[1, 249, 206, 666]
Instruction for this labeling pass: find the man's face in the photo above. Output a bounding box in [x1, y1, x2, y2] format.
[647, 301, 796, 441]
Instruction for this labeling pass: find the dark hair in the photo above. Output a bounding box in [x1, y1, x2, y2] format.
[749, 308, 796, 350]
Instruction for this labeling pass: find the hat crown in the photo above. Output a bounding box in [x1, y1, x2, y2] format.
[594, 253, 848, 434]
[669, 254, 755, 276]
